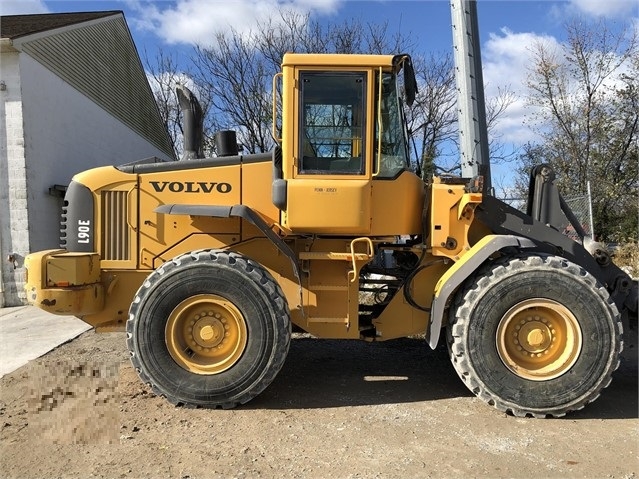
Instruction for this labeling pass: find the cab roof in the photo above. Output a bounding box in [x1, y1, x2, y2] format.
[282, 53, 397, 69]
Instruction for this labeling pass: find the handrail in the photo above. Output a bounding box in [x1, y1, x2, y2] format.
[349, 237, 374, 282]
[373, 66, 383, 178]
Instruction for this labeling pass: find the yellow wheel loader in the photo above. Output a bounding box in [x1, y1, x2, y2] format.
[24, 1, 637, 417]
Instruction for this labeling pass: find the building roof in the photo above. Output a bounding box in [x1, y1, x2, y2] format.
[1, 11, 175, 159]
[1, 11, 121, 39]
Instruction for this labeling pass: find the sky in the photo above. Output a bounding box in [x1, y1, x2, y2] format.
[2, 0, 638, 190]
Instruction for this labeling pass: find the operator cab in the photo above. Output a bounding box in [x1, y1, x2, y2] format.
[274, 53, 424, 236]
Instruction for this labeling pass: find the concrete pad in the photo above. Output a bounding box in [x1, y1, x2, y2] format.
[0, 306, 91, 377]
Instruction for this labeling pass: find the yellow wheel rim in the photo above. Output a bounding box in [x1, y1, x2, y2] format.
[496, 299, 582, 381]
[165, 294, 247, 375]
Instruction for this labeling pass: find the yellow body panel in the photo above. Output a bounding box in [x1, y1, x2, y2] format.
[73, 165, 134, 192]
[433, 234, 499, 299]
[241, 161, 281, 228]
[138, 164, 240, 265]
[45, 252, 101, 287]
[284, 179, 371, 234]
[282, 53, 396, 69]
[24, 250, 104, 316]
[429, 179, 482, 259]
[370, 171, 425, 236]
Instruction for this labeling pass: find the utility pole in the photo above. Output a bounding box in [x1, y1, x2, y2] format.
[450, 0, 491, 194]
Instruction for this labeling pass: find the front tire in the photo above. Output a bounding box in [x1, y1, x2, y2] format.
[446, 254, 622, 418]
[127, 250, 291, 408]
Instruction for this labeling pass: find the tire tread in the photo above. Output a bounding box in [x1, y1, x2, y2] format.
[446, 253, 623, 418]
[126, 249, 291, 409]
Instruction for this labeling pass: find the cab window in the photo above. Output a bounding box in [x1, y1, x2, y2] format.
[299, 72, 366, 175]
[375, 71, 410, 178]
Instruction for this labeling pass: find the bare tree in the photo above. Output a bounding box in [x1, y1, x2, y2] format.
[143, 50, 184, 158]
[146, 8, 511, 186]
[405, 52, 457, 177]
[406, 52, 516, 179]
[193, 32, 274, 154]
[190, 10, 418, 156]
[517, 17, 638, 240]
[144, 49, 213, 157]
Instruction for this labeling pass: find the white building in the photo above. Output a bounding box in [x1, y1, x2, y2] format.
[0, 11, 176, 307]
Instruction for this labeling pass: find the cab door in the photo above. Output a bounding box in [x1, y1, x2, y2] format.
[283, 70, 372, 235]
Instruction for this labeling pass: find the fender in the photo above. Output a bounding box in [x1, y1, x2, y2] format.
[154, 203, 301, 284]
[427, 234, 536, 349]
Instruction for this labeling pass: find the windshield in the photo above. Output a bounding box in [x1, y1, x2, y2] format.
[298, 72, 366, 175]
[375, 72, 411, 178]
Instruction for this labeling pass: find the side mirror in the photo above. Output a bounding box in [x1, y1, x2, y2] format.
[403, 58, 418, 107]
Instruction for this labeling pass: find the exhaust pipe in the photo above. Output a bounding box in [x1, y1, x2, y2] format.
[176, 84, 204, 160]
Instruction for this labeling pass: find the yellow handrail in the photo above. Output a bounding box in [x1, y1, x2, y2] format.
[348, 237, 374, 282]
[373, 66, 382, 178]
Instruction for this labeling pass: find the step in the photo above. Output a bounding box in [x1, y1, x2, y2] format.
[298, 251, 371, 261]
[307, 317, 349, 324]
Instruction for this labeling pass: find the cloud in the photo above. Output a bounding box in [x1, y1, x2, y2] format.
[0, 0, 49, 15]
[481, 21, 635, 147]
[128, 0, 341, 45]
[146, 71, 197, 97]
[568, 0, 637, 18]
[482, 28, 560, 144]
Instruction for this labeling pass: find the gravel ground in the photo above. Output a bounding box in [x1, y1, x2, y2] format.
[1, 329, 637, 479]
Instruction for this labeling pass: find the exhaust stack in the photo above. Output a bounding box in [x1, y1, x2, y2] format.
[176, 85, 204, 160]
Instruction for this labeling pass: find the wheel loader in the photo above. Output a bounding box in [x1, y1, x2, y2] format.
[24, 0, 637, 417]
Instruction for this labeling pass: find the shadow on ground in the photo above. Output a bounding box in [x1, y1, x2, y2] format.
[247, 335, 638, 420]
[251, 336, 478, 409]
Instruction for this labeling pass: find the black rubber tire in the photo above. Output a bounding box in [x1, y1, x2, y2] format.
[126, 249, 291, 408]
[446, 254, 623, 418]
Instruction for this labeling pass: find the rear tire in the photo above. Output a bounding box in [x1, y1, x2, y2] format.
[446, 254, 622, 418]
[127, 250, 291, 408]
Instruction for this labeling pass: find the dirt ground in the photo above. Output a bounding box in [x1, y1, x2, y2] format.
[1, 328, 637, 479]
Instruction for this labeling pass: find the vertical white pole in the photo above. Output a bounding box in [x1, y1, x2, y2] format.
[587, 181, 595, 239]
[450, 0, 491, 193]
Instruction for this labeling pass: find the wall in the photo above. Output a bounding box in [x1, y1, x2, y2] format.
[0, 48, 27, 306]
[21, 53, 173, 253]
[0, 53, 174, 306]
